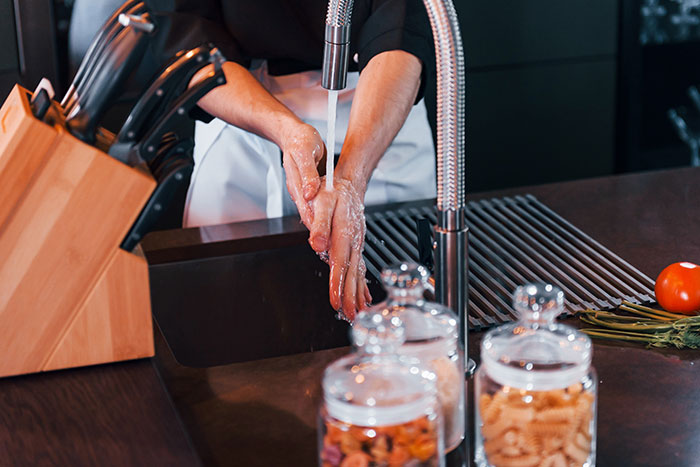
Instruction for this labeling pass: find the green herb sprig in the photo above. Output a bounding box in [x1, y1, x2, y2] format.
[579, 301, 700, 349]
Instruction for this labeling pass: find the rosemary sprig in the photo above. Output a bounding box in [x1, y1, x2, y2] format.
[618, 305, 676, 321]
[578, 301, 700, 349]
[580, 314, 674, 333]
[579, 309, 655, 322]
[621, 301, 688, 320]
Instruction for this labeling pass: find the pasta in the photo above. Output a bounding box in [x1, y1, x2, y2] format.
[477, 385, 595, 467]
[320, 414, 441, 467]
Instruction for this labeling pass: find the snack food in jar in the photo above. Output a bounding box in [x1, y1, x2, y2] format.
[319, 306, 445, 466]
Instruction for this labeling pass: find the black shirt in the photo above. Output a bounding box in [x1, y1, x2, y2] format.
[150, 0, 434, 100]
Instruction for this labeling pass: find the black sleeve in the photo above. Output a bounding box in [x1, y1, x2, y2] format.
[355, 0, 435, 103]
[147, 0, 247, 67]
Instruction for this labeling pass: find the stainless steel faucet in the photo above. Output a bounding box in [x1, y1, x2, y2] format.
[322, 0, 353, 90]
[322, 0, 468, 365]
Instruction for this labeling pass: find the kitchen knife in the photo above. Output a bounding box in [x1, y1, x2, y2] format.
[120, 138, 195, 251]
[30, 89, 51, 121]
[62, 1, 145, 115]
[65, 14, 154, 144]
[109, 45, 225, 161]
[65, 5, 149, 119]
[121, 63, 226, 166]
[67, 9, 153, 119]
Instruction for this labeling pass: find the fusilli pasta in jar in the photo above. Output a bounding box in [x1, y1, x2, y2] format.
[475, 284, 597, 467]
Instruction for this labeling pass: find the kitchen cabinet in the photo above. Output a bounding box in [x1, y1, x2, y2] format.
[433, 0, 619, 191]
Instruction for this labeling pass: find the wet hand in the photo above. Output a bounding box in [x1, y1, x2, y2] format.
[309, 177, 372, 320]
[281, 123, 325, 227]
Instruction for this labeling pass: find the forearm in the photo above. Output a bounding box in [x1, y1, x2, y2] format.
[335, 50, 423, 192]
[191, 61, 304, 150]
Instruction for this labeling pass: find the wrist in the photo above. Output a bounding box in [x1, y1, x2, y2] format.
[277, 118, 315, 152]
[335, 162, 369, 195]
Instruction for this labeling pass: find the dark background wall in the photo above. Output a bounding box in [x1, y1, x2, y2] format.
[2, 0, 699, 223]
[457, 0, 618, 192]
[0, 0, 61, 98]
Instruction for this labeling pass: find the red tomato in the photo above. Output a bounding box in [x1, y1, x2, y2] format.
[655, 262, 700, 315]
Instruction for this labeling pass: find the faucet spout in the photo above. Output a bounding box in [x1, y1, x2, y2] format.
[322, 0, 354, 90]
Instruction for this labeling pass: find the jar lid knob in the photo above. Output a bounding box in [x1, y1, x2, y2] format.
[351, 309, 406, 354]
[380, 262, 429, 290]
[513, 283, 565, 323]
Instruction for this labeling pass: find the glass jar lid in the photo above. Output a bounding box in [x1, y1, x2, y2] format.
[322, 309, 438, 426]
[481, 283, 592, 391]
[378, 263, 458, 350]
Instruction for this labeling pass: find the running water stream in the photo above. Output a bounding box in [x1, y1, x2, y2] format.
[326, 90, 339, 190]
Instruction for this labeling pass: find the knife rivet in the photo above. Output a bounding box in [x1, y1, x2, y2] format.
[147, 145, 155, 152]
[175, 173, 183, 181]
[156, 89, 164, 97]
[177, 107, 185, 115]
[197, 56, 204, 62]
[154, 203, 162, 211]
[127, 131, 135, 138]
[217, 78, 224, 84]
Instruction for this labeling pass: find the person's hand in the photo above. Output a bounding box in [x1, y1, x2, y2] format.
[281, 123, 325, 227]
[308, 177, 372, 320]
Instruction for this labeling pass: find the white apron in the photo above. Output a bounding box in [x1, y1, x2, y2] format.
[183, 61, 436, 227]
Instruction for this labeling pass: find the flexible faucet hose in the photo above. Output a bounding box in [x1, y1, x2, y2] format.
[423, 0, 466, 224]
[325, 0, 354, 27]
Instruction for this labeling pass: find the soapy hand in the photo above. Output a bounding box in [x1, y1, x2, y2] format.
[281, 123, 325, 227]
[308, 177, 372, 320]
[281, 123, 369, 319]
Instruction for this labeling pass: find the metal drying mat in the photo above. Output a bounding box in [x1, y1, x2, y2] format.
[363, 194, 656, 331]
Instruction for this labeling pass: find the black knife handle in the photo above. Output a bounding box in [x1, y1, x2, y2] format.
[134, 67, 225, 165]
[120, 141, 194, 251]
[66, 16, 153, 144]
[112, 44, 224, 152]
[62, 1, 145, 113]
[149, 134, 193, 178]
[31, 89, 51, 121]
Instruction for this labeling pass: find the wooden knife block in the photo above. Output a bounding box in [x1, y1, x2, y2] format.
[0, 85, 156, 378]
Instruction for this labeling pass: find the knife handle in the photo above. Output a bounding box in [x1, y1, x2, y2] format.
[120, 140, 195, 251]
[66, 16, 153, 144]
[62, 1, 146, 115]
[112, 44, 224, 152]
[134, 67, 226, 165]
[31, 89, 51, 121]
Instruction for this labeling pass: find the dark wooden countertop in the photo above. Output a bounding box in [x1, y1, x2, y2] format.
[0, 358, 199, 465]
[2, 167, 699, 466]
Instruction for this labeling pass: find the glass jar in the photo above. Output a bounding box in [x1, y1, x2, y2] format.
[375, 263, 465, 453]
[319, 307, 445, 467]
[474, 284, 597, 467]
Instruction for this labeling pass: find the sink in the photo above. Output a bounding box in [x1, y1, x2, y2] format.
[143, 197, 655, 367]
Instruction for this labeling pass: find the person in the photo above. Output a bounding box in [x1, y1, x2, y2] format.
[156, 0, 437, 319]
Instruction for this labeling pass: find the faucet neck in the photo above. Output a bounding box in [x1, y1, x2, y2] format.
[437, 207, 466, 232]
[322, 0, 355, 90]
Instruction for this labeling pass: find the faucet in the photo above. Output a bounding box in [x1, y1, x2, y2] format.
[322, 1, 352, 90]
[322, 0, 468, 367]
